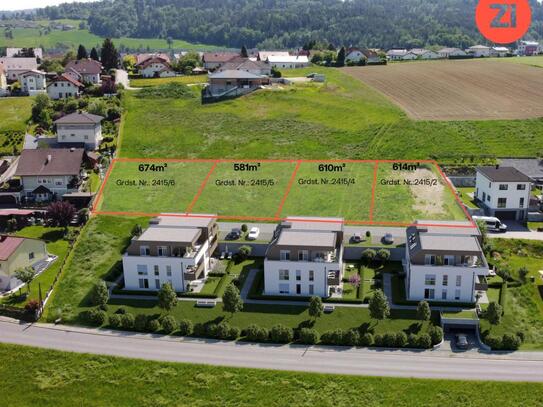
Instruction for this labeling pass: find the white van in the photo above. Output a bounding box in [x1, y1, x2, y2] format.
[472, 216, 507, 233]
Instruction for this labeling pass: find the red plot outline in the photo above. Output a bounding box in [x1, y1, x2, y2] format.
[92, 158, 477, 229]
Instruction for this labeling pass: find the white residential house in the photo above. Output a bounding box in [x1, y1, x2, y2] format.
[65, 59, 102, 84]
[438, 48, 467, 58]
[0, 65, 7, 96]
[266, 55, 309, 69]
[54, 112, 104, 150]
[264, 217, 344, 298]
[386, 49, 408, 60]
[516, 41, 541, 56]
[14, 148, 84, 202]
[6, 47, 43, 59]
[491, 46, 509, 57]
[257, 51, 290, 61]
[404, 221, 489, 304]
[0, 235, 49, 291]
[474, 166, 532, 221]
[216, 57, 271, 76]
[467, 45, 491, 58]
[122, 216, 219, 292]
[46, 73, 84, 99]
[410, 49, 441, 59]
[136, 56, 176, 78]
[0, 57, 38, 81]
[19, 70, 46, 95]
[345, 48, 382, 64]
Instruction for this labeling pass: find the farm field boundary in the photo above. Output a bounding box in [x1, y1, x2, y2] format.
[92, 158, 476, 229]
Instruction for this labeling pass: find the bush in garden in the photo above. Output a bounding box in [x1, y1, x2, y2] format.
[299, 328, 319, 345]
[115, 307, 127, 315]
[108, 314, 121, 328]
[383, 332, 397, 347]
[428, 326, 443, 345]
[373, 334, 384, 347]
[408, 333, 418, 348]
[88, 309, 106, 325]
[193, 323, 206, 337]
[484, 335, 502, 350]
[216, 322, 232, 340]
[360, 332, 374, 347]
[228, 326, 241, 340]
[395, 332, 408, 348]
[120, 313, 135, 329]
[147, 318, 161, 332]
[134, 314, 148, 331]
[502, 333, 522, 350]
[245, 324, 262, 341]
[178, 319, 193, 336]
[205, 323, 219, 338]
[417, 334, 432, 349]
[161, 315, 177, 334]
[24, 300, 40, 313]
[322, 329, 345, 345]
[344, 329, 360, 346]
[270, 324, 294, 343]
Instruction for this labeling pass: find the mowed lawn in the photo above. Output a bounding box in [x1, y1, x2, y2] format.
[0, 97, 33, 132]
[130, 75, 208, 87]
[372, 163, 467, 223]
[97, 160, 215, 213]
[3, 344, 543, 407]
[280, 161, 374, 221]
[120, 66, 543, 162]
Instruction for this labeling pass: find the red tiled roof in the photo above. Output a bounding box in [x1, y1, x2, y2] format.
[47, 73, 84, 88]
[65, 59, 102, 75]
[15, 148, 84, 177]
[202, 52, 239, 63]
[137, 57, 171, 70]
[0, 236, 25, 261]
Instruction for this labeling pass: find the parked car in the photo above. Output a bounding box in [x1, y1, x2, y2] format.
[226, 228, 242, 240]
[455, 333, 469, 350]
[351, 233, 362, 243]
[383, 233, 394, 244]
[472, 216, 507, 233]
[247, 227, 260, 240]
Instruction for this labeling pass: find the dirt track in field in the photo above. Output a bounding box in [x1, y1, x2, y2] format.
[343, 60, 543, 121]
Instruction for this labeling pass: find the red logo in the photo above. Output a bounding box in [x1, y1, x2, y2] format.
[476, 0, 532, 44]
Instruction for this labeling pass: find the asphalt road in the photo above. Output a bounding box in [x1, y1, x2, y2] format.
[1, 318, 543, 382]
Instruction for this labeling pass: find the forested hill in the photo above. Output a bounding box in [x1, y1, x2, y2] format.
[34, 0, 543, 49]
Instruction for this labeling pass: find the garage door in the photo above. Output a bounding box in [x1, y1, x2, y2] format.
[0, 195, 17, 205]
[496, 211, 517, 220]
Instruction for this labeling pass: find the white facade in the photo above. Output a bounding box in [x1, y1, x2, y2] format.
[468, 45, 491, 57]
[0, 57, 38, 81]
[21, 175, 77, 201]
[57, 123, 102, 150]
[266, 55, 309, 69]
[47, 80, 81, 99]
[140, 62, 175, 78]
[123, 238, 212, 292]
[418, 50, 441, 59]
[264, 258, 340, 297]
[20, 71, 46, 95]
[66, 70, 101, 85]
[516, 41, 541, 56]
[438, 48, 467, 58]
[6, 48, 43, 59]
[474, 169, 531, 221]
[345, 50, 366, 63]
[0, 69, 7, 96]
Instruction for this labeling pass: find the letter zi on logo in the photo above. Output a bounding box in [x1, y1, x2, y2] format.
[476, 0, 531, 44]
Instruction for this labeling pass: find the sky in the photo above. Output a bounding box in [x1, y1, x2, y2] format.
[1, 0, 96, 11]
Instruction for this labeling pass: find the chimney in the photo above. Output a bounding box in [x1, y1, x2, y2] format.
[46, 154, 52, 164]
[495, 164, 500, 170]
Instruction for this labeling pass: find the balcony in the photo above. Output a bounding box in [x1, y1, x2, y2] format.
[475, 275, 488, 291]
[327, 270, 341, 286]
[184, 262, 204, 281]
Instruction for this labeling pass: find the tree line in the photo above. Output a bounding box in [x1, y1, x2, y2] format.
[31, 0, 543, 49]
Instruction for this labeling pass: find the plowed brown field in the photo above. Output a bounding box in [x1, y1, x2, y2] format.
[344, 60, 543, 121]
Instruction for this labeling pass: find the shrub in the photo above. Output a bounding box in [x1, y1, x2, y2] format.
[91, 281, 109, 306]
[161, 315, 177, 334]
[24, 300, 40, 313]
[374, 334, 384, 347]
[241, 224, 248, 232]
[115, 307, 127, 315]
[322, 329, 345, 345]
[417, 334, 432, 349]
[360, 332, 374, 347]
[108, 314, 122, 328]
[216, 321, 232, 340]
[147, 319, 161, 332]
[205, 323, 219, 338]
[516, 331, 525, 342]
[344, 329, 360, 346]
[134, 314, 148, 331]
[383, 332, 397, 347]
[428, 326, 443, 345]
[407, 333, 418, 348]
[88, 309, 106, 326]
[485, 335, 503, 350]
[228, 326, 241, 340]
[395, 332, 408, 348]
[245, 324, 269, 342]
[120, 313, 135, 329]
[179, 319, 194, 336]
[270, 324, 294, 343]
[502, 333, 522, 350]
[299, 328, 319, 345]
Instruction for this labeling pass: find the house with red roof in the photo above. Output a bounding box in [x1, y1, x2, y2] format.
[136, 56, 176, 78]
[46, 73, 84, 100]
[0, 235, 48, 291]
[65, 59, 103, 85]
[202, 52, 239, 70]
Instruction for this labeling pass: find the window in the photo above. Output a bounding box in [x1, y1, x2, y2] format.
[84, 135, 89, 140]
[497, 198, 507, 208]
[424, 274, 436, 285]
[137, 265, 148, 275]
[424, 288, 435, 300]
[296, 284, 301, 294]
[61, 135, 66, 140]
[140, 246, 150, 256]
[55, 179, 63, 186]
[298, 250, 308, 261]
[279, 284, 289, 294]
[520, 197, 525, 208]
[155, 279, 160, 289]
[166, 265, 172, 277]
[442, 289, 447, 300]
[456, 275, 462, 287]
[309, 270, 314, 282]
[157, 246, 168, 257]
[442, 275, 448, 286]
[443, 256, 454, 266]
[138, 278, 149, 289]
[296, 270, 301, 281]
[280, 250, 290, 261]
[153, 265, 159, 276]
[482, 192, 486, 201]
[309, 284, 314, 295]
[487, 194, 491, 202]
[517, 184, 526, 190]
[70, 134, 75, 138]
[499, 184, 508, 191]
[425, 255, 436, 265]
[279, 270, 289, 281]
[455, 289, 461, 300]
[28, 252, 35, 260]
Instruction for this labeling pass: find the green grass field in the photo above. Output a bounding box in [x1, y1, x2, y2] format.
[0, 97, 33, 132]
[0, 20, 222, 51]
[3, 344, 542, 407]
[120, 66, 543, 162]
[501, 55, 543, 68]
[130, 75, 208, 87]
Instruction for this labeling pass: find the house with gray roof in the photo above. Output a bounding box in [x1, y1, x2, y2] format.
[264, 217, 344, 297]
[54, 112, 104, 150]
[404, 221, 489, 304]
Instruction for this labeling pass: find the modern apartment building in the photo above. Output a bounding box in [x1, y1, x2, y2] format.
[404, 221, 489, 303]
[122, 215, 219, 292]
[264, 217, 344, 297]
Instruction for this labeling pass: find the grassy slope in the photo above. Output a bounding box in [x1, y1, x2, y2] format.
[120, 67, 543, 161]
[2, 344, 542, 407]
[130, 76, 208, 87]
[0, 97, 33, 132]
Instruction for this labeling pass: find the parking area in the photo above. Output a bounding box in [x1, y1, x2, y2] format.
[442, 327, 482, 352]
